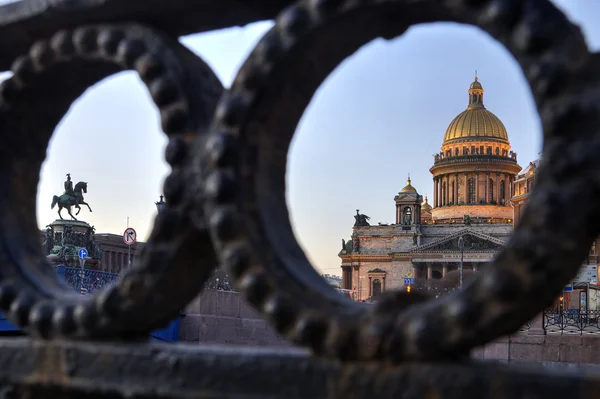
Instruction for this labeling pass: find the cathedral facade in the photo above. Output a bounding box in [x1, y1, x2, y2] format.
[339, 77, 522, 301]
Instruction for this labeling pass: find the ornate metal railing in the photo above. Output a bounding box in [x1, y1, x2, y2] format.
[0, 0, 599, 397]
[59, 266, 118, 294]
[543, 308, 600, 335]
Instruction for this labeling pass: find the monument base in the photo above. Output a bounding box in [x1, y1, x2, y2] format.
[43, 219, 101, 270]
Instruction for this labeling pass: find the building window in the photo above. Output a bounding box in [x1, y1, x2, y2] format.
[468, 177, 476, 204]
[480, 146, 484, 154]
[372, 279, 382, 297]
[489, 178, 494, 202]
[403, 207, 412, 225]
[500, 180, 505, 204]
[495, 147, 500, 155]
[592, 242, 596, 256]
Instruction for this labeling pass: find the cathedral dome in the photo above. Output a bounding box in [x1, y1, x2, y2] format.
[400, 177, 417, 193]
[442, 77, 509, 145]
[421, 196, 432, 211]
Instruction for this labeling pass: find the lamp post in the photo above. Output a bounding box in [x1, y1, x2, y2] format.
[458, 236, 464, 290]
[155, 195, 166, 213]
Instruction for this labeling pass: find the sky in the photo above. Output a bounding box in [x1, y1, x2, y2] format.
[5, 0, 596, 275]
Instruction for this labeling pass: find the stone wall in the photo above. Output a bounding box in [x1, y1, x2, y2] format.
[473, 333, 600, 365]
[180, 292, 600, 366]
[179, 290, 291, 347]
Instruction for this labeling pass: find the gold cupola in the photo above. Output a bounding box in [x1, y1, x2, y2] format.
[442, 76, 509, 145]
[400, 177, 417, 193]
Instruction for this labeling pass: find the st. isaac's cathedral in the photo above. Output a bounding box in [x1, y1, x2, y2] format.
[338, 76, 525, 300]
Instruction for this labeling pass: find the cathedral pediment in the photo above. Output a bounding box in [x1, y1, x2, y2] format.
[412, 229, 506, 253]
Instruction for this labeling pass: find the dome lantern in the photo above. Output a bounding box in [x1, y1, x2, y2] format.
[442, 75, 509, 145]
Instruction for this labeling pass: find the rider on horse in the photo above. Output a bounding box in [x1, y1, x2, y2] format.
[64, 174, 80, 205]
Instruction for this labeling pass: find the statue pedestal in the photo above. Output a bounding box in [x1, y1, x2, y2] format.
[44, 219, 101, 269]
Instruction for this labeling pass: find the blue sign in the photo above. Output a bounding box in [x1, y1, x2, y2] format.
[564, 284, 573, 292]
[78, 248, 88, 259]
[404, 277, 414, 285]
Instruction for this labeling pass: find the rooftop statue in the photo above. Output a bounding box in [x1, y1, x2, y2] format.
[51, 173, 93, 220]
[353, 209, 371, 227]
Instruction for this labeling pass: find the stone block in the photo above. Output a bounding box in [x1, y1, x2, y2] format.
[541, 344, 560, 362]
[198, 315, 220, 342]
[509, 343, 543, 362]
[197, 291, 219, 315]
[215, 291, 241, 318]
[559, 344, 591, 364]
[484, 342, 509, 360]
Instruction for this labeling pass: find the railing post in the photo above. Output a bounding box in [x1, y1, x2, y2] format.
[528, 312, 545, 336]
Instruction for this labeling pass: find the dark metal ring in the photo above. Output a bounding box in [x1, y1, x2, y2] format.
[200, 0, 592, 362]
[0, 23, 223, 339]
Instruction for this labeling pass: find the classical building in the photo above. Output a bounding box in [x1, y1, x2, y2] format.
[510, 160, 538, 227]
[339, 76, 520, 301]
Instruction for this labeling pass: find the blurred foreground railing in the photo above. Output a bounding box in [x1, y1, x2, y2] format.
[0, 0, 598, 398]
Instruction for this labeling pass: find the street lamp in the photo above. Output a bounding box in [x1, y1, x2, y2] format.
[155, 195, 166, 213]
[458, 235, 465, 290]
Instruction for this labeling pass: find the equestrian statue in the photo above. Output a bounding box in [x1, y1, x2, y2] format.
[51, 173, 93, 220]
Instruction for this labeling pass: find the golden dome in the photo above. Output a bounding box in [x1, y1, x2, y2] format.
[400, 177, 417, 193]
[422, 196, 432, 211]
[443, 77, 509, 145]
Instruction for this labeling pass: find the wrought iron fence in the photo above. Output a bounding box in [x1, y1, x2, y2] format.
[0, 0, 598, 397]
[543, 308, 600, 335]
[61, 266, 119, 294]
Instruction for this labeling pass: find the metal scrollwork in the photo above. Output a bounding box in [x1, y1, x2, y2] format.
[0, 23, 223, 339]
[199, 0, 595, 363]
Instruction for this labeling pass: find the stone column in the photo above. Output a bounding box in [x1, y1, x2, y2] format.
[485, 172, 490, 204]
[495, 172, 500, 203]
[464, 172, 468, 204]
[433, 178, 438, 208]
[442, 263, 448, 277]
[427, 264, 432, 280]
[383, 277, 386, 292]
[475, 171, 480, 204]
[454, 173, 459, 205]
[368, 277, 372, 297]
[446, 174, 450, 206]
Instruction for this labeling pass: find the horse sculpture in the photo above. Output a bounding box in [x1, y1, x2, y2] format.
[51, 181, 93, 220]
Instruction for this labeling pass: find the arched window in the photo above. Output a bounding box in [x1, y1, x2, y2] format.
[468, 177, 476, 204]
[372, 279, 382, 297]
[451, 181, 455, 204]
[500, 180, 505, 204]
[489, 178, 494, 202]
[455, 148, 459, 156]
[403, 207, 412, 225]
[495, 147, 500, 155]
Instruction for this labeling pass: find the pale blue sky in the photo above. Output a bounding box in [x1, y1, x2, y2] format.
[22, 1, 599, 274]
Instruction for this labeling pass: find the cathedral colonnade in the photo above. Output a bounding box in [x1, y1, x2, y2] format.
[432, 172, 515, 207]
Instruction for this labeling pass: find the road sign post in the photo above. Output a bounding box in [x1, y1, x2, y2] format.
[78, 248, 88, 269]
[123, 227, 137, 269]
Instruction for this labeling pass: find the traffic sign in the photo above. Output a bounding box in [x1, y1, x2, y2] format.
[406, 272, 413, 278]
[123, 228, 137, 245]
[404, 277, 414, 285]
[78, 248, 88, 259]
[564, 284, 573, 293]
